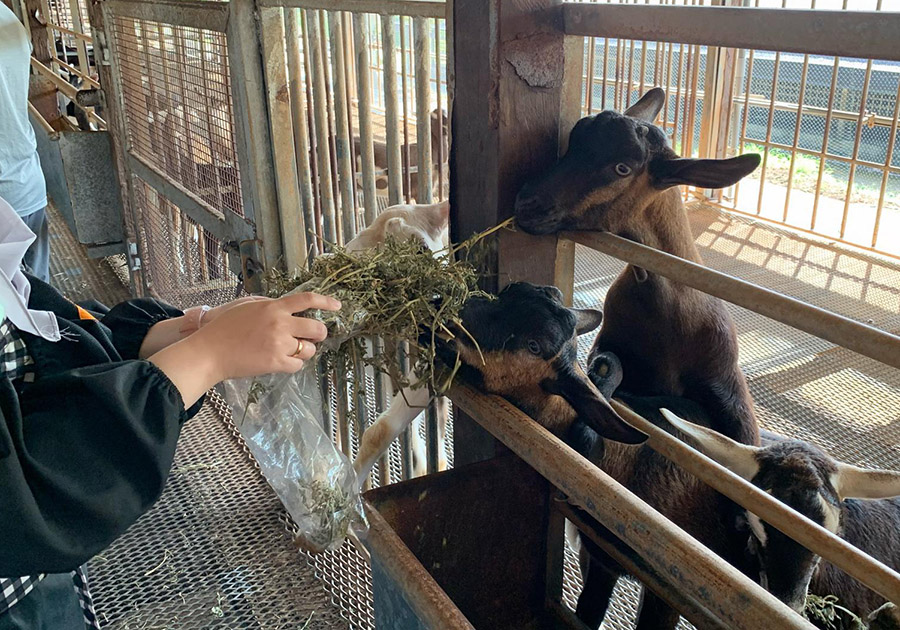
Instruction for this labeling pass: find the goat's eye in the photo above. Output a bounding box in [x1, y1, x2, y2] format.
[615, 163, 632, 177]
[526, 340, 541, 355]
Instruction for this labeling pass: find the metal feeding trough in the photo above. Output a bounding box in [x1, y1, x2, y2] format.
[364, 453, 565, 630]
[30, 109, 125, 258]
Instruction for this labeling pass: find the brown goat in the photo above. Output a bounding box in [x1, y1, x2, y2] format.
[514, 88, 762, 447]
[568, 351, 752, 630]
[665, 409, 900, 622]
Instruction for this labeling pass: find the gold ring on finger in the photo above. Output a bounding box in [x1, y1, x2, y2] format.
[292, 338, 304, 358]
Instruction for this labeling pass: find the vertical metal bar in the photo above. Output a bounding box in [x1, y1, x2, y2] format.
[353, 12, 378, 226]
[873, 78, 900, 248]
[733, 48, 755, 207]
[601, 37, 609, 111]
[585, 37, 595, 114]
[372, 337, 392, 486]
[434, 18, 445, 200]
[626, 39, 635, 105]
[67, 0, 90, 77]
[810, 55, 840, 230]
[329, 10, 356, 244]
[782, 51, 810, 222]
[307, 10, 337, 245]
[673, 42, 684, 148]
[382, 14, 403, 206]
[286, 8, 318, 261]
[260, 7, 307, 271]
[840, 58, 873, 240]
[638, 38, 647, 96]
[756, 50, 781, 215]
[400, 16, 413, 203]
[413, 17, 433, 204]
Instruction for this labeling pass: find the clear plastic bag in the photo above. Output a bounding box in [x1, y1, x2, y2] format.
[220, 362, 368, 553]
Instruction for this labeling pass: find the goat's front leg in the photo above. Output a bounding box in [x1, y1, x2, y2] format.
[353, 386, 431, 489]
[577, 537, 624, 629]
[635, 588, 681, 630]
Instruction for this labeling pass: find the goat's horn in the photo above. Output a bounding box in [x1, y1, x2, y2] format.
[659, 408, 760, 481]
[832, 462, 900, 501]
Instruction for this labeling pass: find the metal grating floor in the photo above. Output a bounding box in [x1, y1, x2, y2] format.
[48, 200, 900, 629]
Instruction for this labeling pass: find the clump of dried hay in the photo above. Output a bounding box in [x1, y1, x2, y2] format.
[267, 219, 511, 394]
[805, 594, 865, 630]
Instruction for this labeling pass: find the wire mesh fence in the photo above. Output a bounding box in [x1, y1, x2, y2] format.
[112, 16, 244, 220]
[132, 176, 238, 308]
[579, 0, 900, 259]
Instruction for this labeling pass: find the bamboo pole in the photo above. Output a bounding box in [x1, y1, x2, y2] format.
[306, 10, 338, 245]
[413, 16, 432, 204]
[329, 11, 357, 243]
[286, 8, 318, 260]
[381, 14, 403, 206]
[353, 13, 378, 225]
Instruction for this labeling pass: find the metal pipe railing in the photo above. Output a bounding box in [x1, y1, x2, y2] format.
[562, 5, 900, 64]
[449, 383, 817, 630]
[258, 0, 446, 20]
[564, 231, 900, 371]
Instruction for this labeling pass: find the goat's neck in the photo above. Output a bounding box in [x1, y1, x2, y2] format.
[622, 188, 701, 264]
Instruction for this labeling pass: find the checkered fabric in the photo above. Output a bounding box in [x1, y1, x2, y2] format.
[0, 318, 100, 628]
[0, 318, 34, 383]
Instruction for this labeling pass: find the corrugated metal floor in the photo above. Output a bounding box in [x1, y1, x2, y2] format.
[51, 201, 900, 629]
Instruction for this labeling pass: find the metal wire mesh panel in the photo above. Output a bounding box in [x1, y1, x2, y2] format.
[112, 16, 244, 219]
[88, 400, 350, 630]
[132, 176, 238, 308]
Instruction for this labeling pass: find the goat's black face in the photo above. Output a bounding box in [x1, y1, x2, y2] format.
[748, 441, 841, 613]
[514, 88, 760, 235]
[449, 283, 646, 444]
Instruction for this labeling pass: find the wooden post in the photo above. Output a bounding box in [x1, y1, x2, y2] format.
[259, 7, 308, 272]
[451, 0, 580, 464]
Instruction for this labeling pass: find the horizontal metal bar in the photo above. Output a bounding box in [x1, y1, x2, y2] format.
[258, 0, 445, 19]
[127, 153, 228, 241]
[588, 76, 895, 130]
[565, 231, 900, 370]
[563, 5, 900, 63]
[449, 383, 815, 630]
[28, 102, 57, 137]
[738, 136, 900, 177]
[605, 399, 900, 609]
[105, 0, 229, 32]
[30, 57, 105, 126]
[51, 55, 100, 88]
[364, 502, 476, 630]
[47, 22, 93, 43]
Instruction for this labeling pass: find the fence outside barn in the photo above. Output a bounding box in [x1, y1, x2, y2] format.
[22, 0, 900, 627]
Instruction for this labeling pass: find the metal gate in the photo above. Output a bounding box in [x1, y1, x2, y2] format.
[89, 0, 276, 307]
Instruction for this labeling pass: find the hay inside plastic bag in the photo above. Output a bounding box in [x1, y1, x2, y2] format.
[220, 221, 510, 552]
[220, 367, 366, 553]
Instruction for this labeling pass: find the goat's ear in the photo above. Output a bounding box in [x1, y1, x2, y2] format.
[623, 87, 666, 123]
[548, 363, 647, 444]
[832, 463, 900, 501]
[572, 308, 603, 336]
[651, 154, 761, 190]
[660, 409, 761, 480]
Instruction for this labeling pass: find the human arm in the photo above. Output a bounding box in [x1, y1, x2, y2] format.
[0, 292, 339, 576]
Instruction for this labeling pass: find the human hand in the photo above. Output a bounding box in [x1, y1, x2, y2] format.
[149, 292, 341, 406]
[192, 292, 341, 381]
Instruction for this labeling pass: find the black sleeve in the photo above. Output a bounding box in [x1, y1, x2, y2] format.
[101, 298, 184, 360]
[0, 361, 192, 577]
